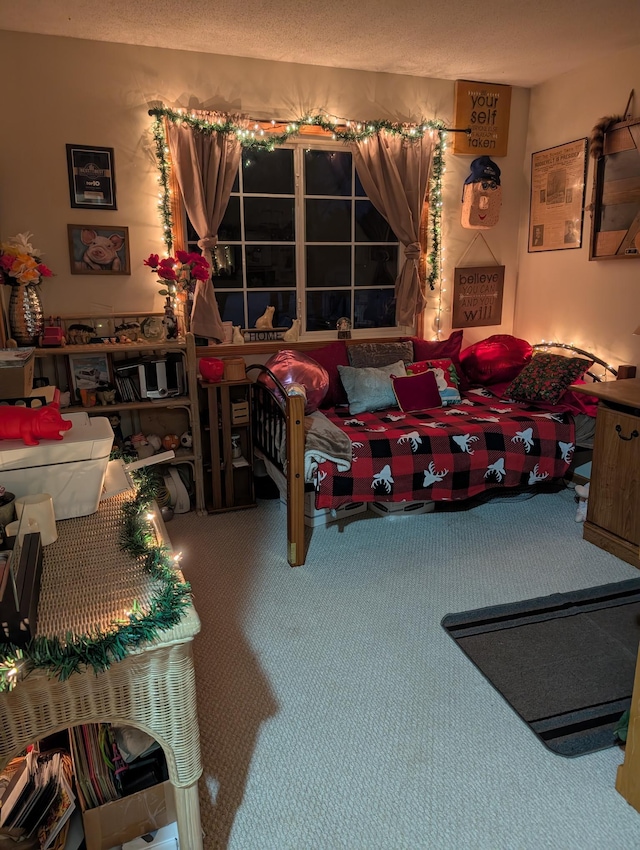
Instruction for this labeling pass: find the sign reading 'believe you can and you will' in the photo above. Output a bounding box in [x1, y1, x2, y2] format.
[452, 265, 504, 329]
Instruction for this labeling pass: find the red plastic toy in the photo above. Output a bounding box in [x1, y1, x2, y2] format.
[0, 405, 73, 446]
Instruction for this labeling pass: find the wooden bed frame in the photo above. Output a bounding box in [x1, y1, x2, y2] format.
[248, 343, 627, 567]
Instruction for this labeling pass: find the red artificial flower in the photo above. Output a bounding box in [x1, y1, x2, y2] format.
[37, 263, 53, 277]
[158, 257, 175, 269]
[157, 266, 177, 281]
[191, 263, 210, 281]
[0, 254, 14, 271]
[175, 250, 190, 264]
[144, 254, 160, 269]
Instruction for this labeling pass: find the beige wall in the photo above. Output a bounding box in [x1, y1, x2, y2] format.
[515, 43, 640, 373]
[0, 30, 529, 343]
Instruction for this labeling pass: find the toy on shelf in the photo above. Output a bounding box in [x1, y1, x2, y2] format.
[40, 317, 65, 347]
[180, 430, 192, 449]
[162, 434, 180, 451]
[0, 405, 72, 446]
[67, 324, 95, 345]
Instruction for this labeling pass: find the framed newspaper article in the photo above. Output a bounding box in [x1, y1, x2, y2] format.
[528, 139, 587, 252]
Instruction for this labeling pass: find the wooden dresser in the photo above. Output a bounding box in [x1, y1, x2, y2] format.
[573, 378, 640, 569]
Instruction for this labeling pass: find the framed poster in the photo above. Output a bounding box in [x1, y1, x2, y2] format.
[452, 265, 504, 329]
[68, 224, 130, 275]
[66, 144, 117, 210]
[452, 80, 512, 157]
[528, 139, 587, 253]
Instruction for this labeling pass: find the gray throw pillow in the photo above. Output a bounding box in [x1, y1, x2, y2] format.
[337, 360, 407, 415]
[347, 341, 414, 369]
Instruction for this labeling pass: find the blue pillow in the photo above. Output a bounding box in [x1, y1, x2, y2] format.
[337, 360, 407, 415]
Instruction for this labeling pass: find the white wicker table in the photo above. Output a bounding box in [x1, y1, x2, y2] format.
[0, 491, 203, 849]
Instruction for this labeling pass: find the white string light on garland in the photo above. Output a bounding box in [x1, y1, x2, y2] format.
[149, 106, 456, 309]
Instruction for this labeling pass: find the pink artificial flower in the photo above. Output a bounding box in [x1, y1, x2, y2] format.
[0, 254, 14, 271]
[144, 254, 160, 269]
[37, 263, 53, 277]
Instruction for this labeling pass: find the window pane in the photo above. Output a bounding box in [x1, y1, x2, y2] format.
[242, 148, 294, 195]
[355, 170, 367, 197]
[186, 219, 199, 243]
[306, 246, 351, 287]
[305, 150, 352, 196]
[306, 199, 351, 242]
[218, 197, 241, 241]
[306, 291, 351, 332]
[354, 246, 398, 286]
[354, 289, 395, 329]
[215, 291, 245, 327]
[244, 197, 295, 241]
[246, 245, 296, 288]
[355, 200, 397, 242]
[212, 244, 242, 288]
[247, 291, 296, 328]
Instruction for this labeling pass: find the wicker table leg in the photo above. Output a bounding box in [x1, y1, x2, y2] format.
[174, 782, 204, 849]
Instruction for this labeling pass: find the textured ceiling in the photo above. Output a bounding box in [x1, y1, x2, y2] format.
[1, 0, 640, 87]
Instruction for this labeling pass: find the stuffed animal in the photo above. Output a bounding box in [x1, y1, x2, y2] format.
[255, 305, 275, 329]
[0, 405, 73, 446]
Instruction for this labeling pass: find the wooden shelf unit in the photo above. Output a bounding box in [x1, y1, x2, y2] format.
[33, 332, 205, 514]
[201, 378, 256, 513]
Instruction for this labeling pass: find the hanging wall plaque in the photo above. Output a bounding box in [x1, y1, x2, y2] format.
[452, 81, 512, 157]
[452, 265, 504, 329]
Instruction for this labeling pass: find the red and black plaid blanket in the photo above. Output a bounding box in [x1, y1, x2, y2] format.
[314, 389, 577, 509]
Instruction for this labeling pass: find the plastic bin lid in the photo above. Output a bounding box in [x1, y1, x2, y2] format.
[0, 412, 114, 471]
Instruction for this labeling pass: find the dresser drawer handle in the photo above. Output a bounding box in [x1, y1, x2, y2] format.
[615, 424, 639, 441]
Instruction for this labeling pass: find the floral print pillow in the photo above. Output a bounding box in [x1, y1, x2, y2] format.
[505, 353, 592, 404]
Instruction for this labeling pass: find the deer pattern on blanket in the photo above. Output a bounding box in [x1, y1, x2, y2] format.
[313, 394, 576, 510]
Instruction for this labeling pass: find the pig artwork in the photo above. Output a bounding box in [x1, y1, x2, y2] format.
[77, 228, 126, 272]
[461, 157, 502, 230]
[0, 405, 73, 446]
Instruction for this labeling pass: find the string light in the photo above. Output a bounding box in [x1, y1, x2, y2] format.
[533, 341, 617, 380]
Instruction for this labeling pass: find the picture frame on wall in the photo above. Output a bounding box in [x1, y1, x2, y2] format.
[66, 144, 117, 210]
[528, 138, 587, 253]
[67, 224, 130, 275]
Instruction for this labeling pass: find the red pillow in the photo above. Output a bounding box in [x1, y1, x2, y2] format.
[306, 341, 350, 408]
[391, 370, 442, 413]
[409, 330, 468, 390]
[459, 334, 532, 386]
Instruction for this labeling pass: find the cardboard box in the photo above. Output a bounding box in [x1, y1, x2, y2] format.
[0, 348, 35, 400]
[82, 780, 176, 850]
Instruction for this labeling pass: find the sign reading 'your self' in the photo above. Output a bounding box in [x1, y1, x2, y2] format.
[452, 81, 512, 157]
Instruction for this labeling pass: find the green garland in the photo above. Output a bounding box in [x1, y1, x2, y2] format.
[149, 105, 446, 291]
[0, 468, 192, 693]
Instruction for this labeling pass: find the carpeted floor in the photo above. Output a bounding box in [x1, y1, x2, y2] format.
[169, 487, 640, 850]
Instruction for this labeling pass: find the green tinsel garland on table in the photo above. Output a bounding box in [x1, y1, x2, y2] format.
[0, 468, 192, 693]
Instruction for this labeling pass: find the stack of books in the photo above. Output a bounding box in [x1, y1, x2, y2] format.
[69, 724, 121, 811]
[0, 748, 76, 848]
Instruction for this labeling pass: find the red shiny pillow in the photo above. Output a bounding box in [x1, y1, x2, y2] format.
[260, 350, 329, 414]
[459, 334, 532, 386]
[306, 341, 350, 408]
[409, 330, 468, 389]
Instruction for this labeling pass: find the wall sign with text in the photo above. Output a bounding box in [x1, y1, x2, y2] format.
[452, 265, 505, 329]
[452, 81, 512, 157]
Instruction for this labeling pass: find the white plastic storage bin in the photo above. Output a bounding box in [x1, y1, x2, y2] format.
[280, 491, 367, 528]
[369, 500, 435, 518]
[0, 412, 114, 520]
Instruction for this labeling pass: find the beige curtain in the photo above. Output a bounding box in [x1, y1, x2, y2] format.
[166, 116, 243, 342]
[351, 133, 436, 327]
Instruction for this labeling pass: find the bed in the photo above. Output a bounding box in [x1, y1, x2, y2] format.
[248, 335, 618, 566]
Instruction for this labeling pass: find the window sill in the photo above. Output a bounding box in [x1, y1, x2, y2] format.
[196, 334, 410, 358]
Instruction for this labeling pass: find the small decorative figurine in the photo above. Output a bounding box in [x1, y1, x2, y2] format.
[0, 405, 73, 446]
[232, 326, 245, 344]
[255, 305, 275, 329]
[163, 297, 179, 339]
[283, 319, 301, 342]
[336, 317, 352, 339]
[162, 433, 180, 451]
